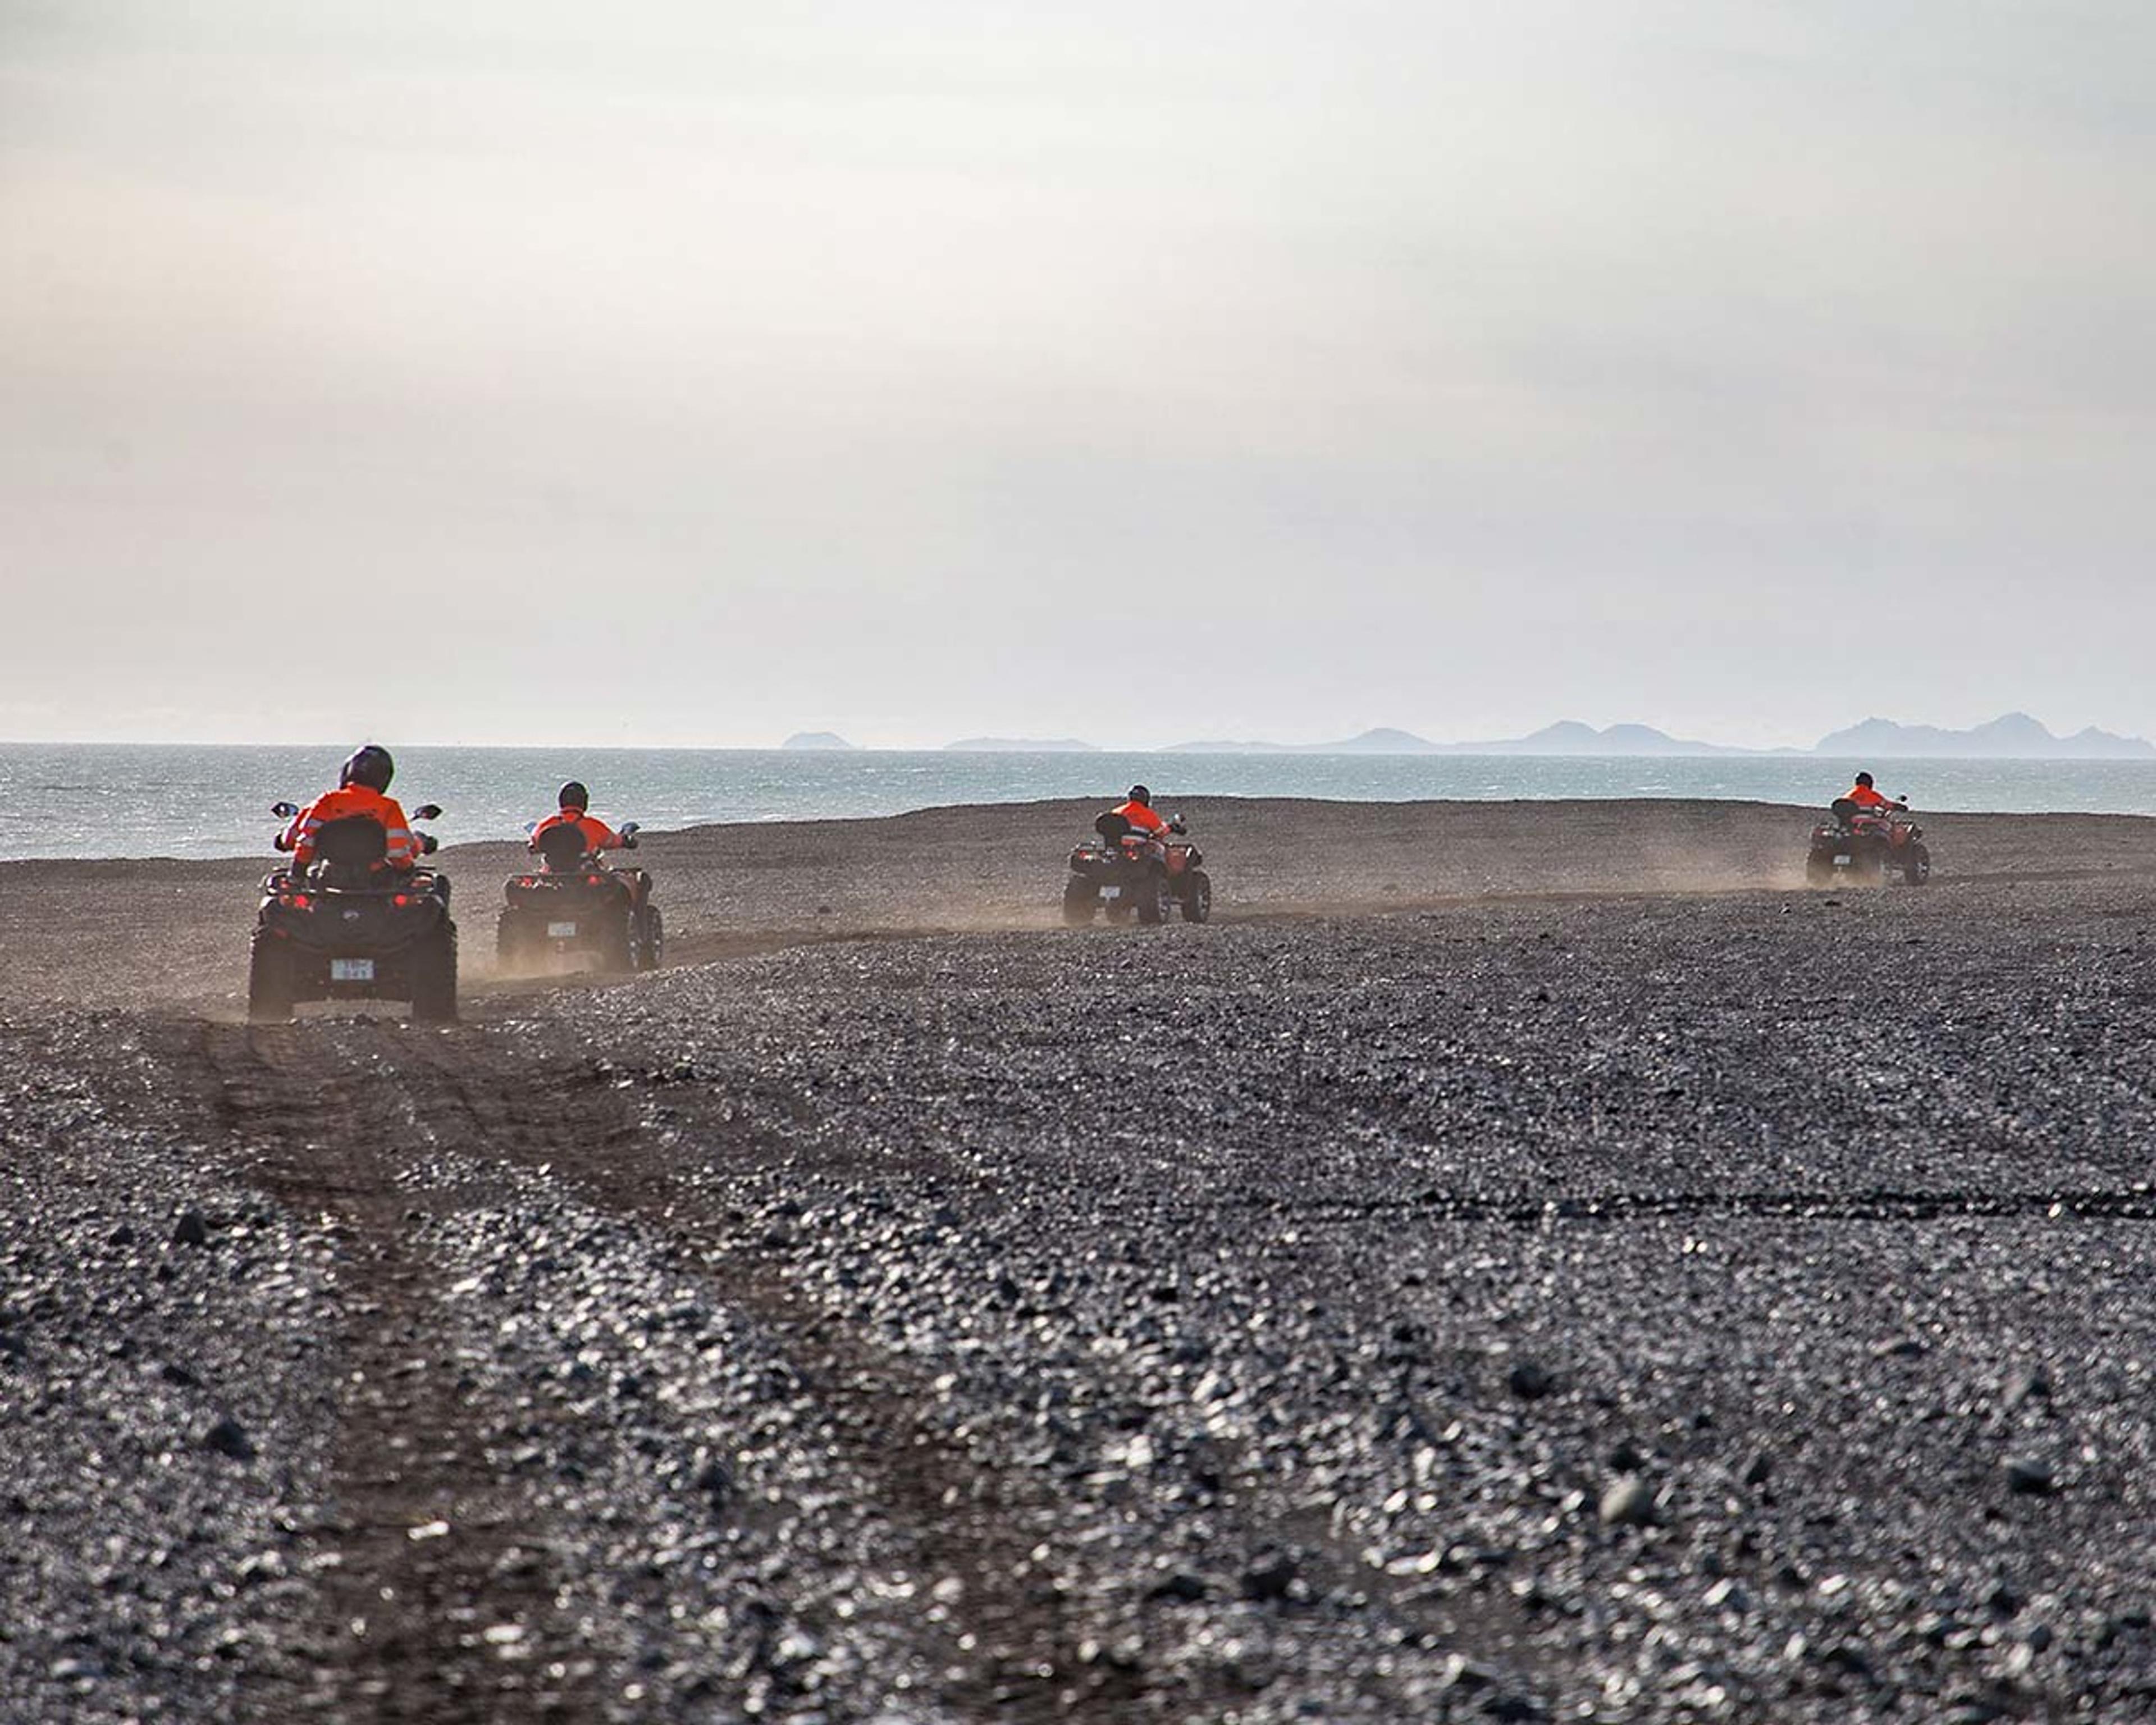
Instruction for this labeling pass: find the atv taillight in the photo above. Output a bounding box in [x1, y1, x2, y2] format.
[392, 893, 409, 907]
[289, 893, 311, 909]
[587, 874, 603, 886]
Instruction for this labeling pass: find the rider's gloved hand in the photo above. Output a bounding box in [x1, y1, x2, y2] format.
[421, 833, 440, 855]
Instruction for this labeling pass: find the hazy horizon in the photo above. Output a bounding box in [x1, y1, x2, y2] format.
[3, 706, 2149, 757]
[7, 3, 2153, 750]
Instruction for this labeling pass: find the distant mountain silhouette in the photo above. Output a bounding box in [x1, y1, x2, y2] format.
[779, 731, 857, 751]
[1164, 727, 1441, 755]
[1474, 722, 1768, 757]
[1164, 723, 1767, 756]
[1813, 713, 2154, 759]
[1159, 713, 2152, 759]
[945, 737, 1099, 752]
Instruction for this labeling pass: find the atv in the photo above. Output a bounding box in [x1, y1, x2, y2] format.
[496, 821, 661, 974]
[1805, 798, 1931, 887]
[1063, 810, 1212, 926]
[248, 802, 456, 1022]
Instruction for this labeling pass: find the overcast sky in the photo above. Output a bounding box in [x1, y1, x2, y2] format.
[3, 1, 2152, 749]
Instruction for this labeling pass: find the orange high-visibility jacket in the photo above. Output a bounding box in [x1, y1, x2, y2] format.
[531, 810, 621, 854]
[281, 785, 421, 869]
[1113, 800, 1169, 836]
[1846, 784, 1893, 810]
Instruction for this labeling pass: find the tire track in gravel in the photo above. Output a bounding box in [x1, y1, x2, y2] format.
[1251, 1185, 2156, 1225]
[144, 1011, 1156, 1723]
[152, 1019, 606, 1725]
[357, 1017, 1163, 1723]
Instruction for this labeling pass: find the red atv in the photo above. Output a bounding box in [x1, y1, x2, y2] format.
[248, 801, 456, 1023]
[1806, 798, 1931, 887]
[497, 822, 662, 973]
[1063, 810, 1212, 925]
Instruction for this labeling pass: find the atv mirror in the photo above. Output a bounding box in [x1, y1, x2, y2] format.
[619, 821, 640, 837]
[1169, 814, 1187, 834]
[271, 801, 299, 819]
[412, 804, 443, 822]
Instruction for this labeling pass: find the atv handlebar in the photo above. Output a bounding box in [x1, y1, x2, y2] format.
[266, 798, 442, 852]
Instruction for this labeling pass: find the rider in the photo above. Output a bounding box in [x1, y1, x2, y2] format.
[531, 781, 628, 858]
[277, 744, 424, 871]
[1111, 784, 1171, 839]
[1844, 772, 1907, 813]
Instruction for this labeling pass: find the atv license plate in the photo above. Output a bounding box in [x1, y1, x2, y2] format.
[330, 958, 376, 983]
[547, 921, 579, 938]
[1100, 887, 1121, 900]
[1833, 855, 1852, 866]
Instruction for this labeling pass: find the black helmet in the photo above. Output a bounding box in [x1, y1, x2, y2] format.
[558, 781, 590, 811]
[1127, 784, 1152, 807]
[1855, 772, 1874, 788]
[339, 743, 394, 793]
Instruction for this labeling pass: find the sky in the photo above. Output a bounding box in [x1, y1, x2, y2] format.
[3, 1, 2153, 750]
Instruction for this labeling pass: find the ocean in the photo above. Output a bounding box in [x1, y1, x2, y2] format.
[3, 742, 2152, 862]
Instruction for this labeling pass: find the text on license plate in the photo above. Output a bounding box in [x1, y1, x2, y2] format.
[330, 958, 376, 982]
[547, 921, 579, 938]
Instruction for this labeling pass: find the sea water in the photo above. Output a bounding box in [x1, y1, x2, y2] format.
[3, 741, 2153, 862]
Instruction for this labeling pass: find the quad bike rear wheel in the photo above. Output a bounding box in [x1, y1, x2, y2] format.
[246, 933, 294, 1024]
[496, 907, 537, 971]
[1134, 867, 1166, 925]
[633, 903, 665, 969]
[1903, 844, 1931, 886]
[1062, 879, 1097, 926]
[409, 928, 459, 1024]
[1180, 869, 1213, 924]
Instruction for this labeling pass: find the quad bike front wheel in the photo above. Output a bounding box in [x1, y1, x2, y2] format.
[1179, 869, 1212, 924]
[1062, 879, 1097, 926]
[246, 933, 295, 1024]
[1903, 845, 1931, 886]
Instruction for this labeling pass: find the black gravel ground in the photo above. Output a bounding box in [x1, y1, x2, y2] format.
[4, 800, 2156, 1722]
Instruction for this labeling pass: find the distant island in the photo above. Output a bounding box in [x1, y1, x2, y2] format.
[770, 714, 2151, 759]
[1811, 713, 2154, 760]
[1161, 724, 1762, 756]
[945, 737, 1100, 753]
[1159, 714, 2154, 760]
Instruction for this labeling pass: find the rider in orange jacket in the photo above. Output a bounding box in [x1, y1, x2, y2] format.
[1111, 784, 1171, 837]
[278, 745, 423, 871]
[1844, 772, 1906, 813]
[531, 781, 625, 856]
